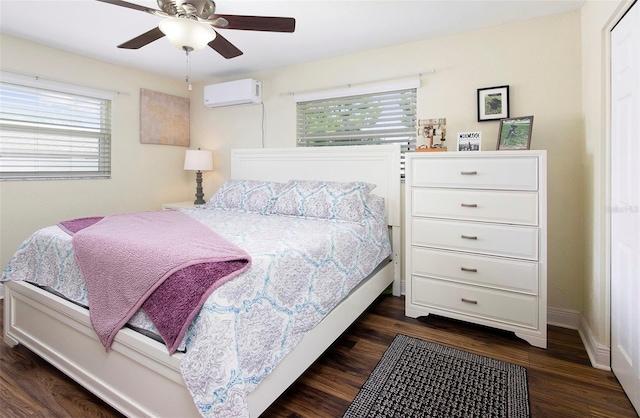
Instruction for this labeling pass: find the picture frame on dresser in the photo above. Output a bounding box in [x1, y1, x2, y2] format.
[497, 116, 534, 150]
[477, 85, 509, 121]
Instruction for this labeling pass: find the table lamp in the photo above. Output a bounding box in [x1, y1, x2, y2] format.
[184, 148, 213, 205]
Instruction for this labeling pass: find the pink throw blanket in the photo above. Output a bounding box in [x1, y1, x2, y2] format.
[62, 211, 251, 354]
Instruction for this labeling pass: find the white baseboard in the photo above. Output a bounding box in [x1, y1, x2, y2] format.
[548, 306, 581, 329]
[547, 306, 611, 371]
[578, 315, 611, 371]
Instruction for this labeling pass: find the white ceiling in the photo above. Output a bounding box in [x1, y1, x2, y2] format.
[0, 0, 585, 82]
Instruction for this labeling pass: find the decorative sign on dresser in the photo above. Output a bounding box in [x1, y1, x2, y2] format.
[404, 150, 547, 348]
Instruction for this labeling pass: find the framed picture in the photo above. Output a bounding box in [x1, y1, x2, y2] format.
[477, 85, 509, 122]
[497, 116, 534, 150]
[140, 88, 190, 147]
[457, 131, 481, 151]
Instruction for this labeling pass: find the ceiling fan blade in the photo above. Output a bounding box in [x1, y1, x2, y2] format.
[95, 0, 159, 14]
[118, 27, 165, 49]
[211, 15, 295, 32]
[208, 32, 243, 59]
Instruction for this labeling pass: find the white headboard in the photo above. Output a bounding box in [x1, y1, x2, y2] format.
[231, 144, 401, 227]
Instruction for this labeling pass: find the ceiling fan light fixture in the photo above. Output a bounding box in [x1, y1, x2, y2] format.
[158, 17, 216, 51]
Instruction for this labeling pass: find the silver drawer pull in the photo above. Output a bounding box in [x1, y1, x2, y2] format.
[461, 203, 478, 208]
[461, 171, 478, 175]
[461, 235, 478, 240]
[461, 298, 478, 305]
[461, 267, 478, 273]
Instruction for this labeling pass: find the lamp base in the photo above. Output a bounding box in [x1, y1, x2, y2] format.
[194, 171, 206, 205]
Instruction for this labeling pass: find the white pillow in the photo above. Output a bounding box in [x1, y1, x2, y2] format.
[268, 180, 376, 223]
[207, 180, 286, 214]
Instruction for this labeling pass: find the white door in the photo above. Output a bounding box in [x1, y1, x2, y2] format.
[611, 1, 640, 414]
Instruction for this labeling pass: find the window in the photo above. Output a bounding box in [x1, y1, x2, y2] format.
[0, 81, 112, 180]
[296, 85, 417, 177]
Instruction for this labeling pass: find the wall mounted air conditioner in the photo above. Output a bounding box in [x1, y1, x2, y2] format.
[204, 78, 262, 108]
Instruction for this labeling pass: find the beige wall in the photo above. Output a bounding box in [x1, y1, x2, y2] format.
[191, 11, 585, 312]
[0, 35, 193, 270]
[2, 10, 596, 337]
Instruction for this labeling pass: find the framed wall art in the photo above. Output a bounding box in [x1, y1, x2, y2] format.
[497, 115, 534, 150]
[140, 88, 190, 147]
[477, 85, 509, 122]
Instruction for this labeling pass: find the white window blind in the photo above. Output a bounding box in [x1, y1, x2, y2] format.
[0, 81, 112, 180]
[296, 87, 417, 176]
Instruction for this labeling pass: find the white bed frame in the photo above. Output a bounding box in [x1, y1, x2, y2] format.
[3, 144, 401, 418]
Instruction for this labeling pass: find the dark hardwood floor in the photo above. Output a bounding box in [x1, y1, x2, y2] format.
[1, 295, 637, 417]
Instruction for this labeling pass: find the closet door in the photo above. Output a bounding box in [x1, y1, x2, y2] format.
[611, 1, 639, 414]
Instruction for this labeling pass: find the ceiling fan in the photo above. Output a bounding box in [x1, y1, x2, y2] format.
[96, 0, 296, 59]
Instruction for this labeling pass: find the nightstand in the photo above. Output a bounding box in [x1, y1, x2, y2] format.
[162, 201, 197, 210]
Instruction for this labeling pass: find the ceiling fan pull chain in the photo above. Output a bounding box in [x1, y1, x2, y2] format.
[185, 47, 192, 91]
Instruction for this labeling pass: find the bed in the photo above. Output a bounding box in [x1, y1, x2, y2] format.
[2, 144, 401, 417]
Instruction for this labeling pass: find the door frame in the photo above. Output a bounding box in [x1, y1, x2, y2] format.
[608, 2, 639, 413]
[605, 0, 637, 369]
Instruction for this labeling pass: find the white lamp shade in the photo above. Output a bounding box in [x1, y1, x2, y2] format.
[184, 149, 213, 171]
[159, 18, 216, 51]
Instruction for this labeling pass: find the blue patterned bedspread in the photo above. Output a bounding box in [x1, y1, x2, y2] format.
[2, 207, 391, 417]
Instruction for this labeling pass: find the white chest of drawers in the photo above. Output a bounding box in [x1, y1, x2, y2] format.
[405, 150, 547, 348]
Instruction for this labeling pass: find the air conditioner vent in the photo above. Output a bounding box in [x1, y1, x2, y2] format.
[204, 79, 262, 108]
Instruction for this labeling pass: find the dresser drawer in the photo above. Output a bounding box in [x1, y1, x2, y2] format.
[409, 156, 538, 190]
[411, 276, 538, 328]
[411, 247, 538, 294]
[412, 218, 539, 260]
[412, 188, 538, 225]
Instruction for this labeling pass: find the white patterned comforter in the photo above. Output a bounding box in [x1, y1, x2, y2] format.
[2, 207, 391, 417]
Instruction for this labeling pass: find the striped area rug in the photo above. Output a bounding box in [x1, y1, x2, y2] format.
[344, 334, 530, 418]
